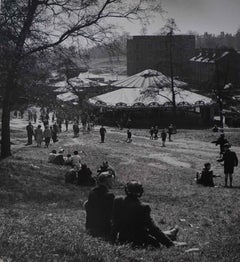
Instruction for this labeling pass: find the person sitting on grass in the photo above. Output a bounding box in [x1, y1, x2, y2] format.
[52, 149, 65, 165]
[112, 181, 186, 248]
[65, 154, 72, 166]
[97, 161, 116, 178]
[48, 150, 57, 163]
[196, 162, 219, 187]
[77, 163, 95, 186]
[65, 168, 78, 184]
[84, 173, 115, 239]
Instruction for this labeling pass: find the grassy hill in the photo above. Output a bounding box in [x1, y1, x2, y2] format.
[0, 123, 240, 261]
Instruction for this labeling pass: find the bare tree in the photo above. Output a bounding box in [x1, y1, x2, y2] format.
[0, 0, 162, 158]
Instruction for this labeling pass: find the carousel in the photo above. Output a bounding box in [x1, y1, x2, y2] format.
[88, 69, 215, 128]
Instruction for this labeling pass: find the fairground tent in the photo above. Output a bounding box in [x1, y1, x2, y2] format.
[56, 91, 79, 102]
[88, 69, 213, 108]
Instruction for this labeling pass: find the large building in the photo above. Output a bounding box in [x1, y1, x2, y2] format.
[189, 48, 240, 89]
[127, 35, 195, 80]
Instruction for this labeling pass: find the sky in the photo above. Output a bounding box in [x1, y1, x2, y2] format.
[123, 0, 240, 36]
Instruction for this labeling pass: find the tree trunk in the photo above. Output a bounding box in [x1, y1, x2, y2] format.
[1, 88, 12, 158]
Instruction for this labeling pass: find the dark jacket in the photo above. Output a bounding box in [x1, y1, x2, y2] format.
[112, 196, 173, 247]
[197, 169, 215, 187]
[85, 185, 114, 237]
[218, 150, 238, 173]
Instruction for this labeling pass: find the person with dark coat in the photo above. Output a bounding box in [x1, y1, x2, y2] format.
[77, 164, 95, 186]
[168, 124, 174, 141]
[149, 126, 154, 140]
[112, 181, 184, 248]
[212, 133, 228, 157]
[26, 122, 34, 145]
[52, 123, 59, 143]
[99, 125, 106, 143]
[153, 126, 159, 140]
[84, 173, 114, 238]
[217, 143, 238, 188]
[52, 149, 65, 165]
[126, 129, 132, 143]
[196, 163, 219, 187]
[161, 129, 167, 147]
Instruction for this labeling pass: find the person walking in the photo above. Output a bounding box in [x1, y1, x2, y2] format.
[161, 129, 167, 147]
[26, 122, 34, 145]
[126, 129, 132, 143]
[217, 143, 238, 188]
[65, 119, 69, 131]
[100, 125, 106, 143]
[34, 125, 43, 147]
[168, 124, 174, 142]
[153, 126, 159, 140]
[43, 125, 52, 148]
[149, 126, 154, 140]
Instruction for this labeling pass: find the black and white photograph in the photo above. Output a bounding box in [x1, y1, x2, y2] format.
[0, 0, 240, 261]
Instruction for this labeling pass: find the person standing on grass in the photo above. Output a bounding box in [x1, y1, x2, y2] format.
[26, 121, 34, 145]
[149, 126, 154, 140]
[100, 125, 106, 143]
[34, 125, 43, 147]
[153, 125, 159, 140]
[71, 150, 82, 171]
[217, 143, 238, 188]
[168, 124, 174, 141]
[112, 181, 185, 248]
[161, 129, 167, 147]
[43, 125, 52, 148]
[65, 119, 69, 131]
[84, 173, 115, 239]
[212, 133, 228, 158]
[52, 122, 59, 143]
[126, 129, 132, 143]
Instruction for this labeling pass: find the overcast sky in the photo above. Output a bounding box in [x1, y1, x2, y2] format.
[123, 0, 240, 35]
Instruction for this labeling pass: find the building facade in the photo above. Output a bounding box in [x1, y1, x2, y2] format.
[127, 35, 195, 80]
[189, 48, 240, 89]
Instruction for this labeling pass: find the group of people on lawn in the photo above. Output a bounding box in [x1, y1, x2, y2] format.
[150, 124, 175, 147]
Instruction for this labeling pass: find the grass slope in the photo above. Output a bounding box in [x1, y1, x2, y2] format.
[0, 126, 240, 261]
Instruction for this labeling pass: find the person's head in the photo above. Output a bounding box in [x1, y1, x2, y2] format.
[98, 172, 113, 189]
[81, 163, 87, 169]
[28, 121, 31, 125]
[51, 150, 57, 154]
[74, 150, 78, 155]
[67, 154, 71, 158]
[204, 162, 211, 170]
[220, 133, 225, 137]
[125, 181, 144, 198]
[102, 161, 109, 168]
[223, 143, 231, 151]
[38, 125, 41, 128]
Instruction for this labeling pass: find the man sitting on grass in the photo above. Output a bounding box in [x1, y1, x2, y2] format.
[112, 181, 186, 248]
[84, 173, 115, 239]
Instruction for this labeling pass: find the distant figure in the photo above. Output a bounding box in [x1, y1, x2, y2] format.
[153, 126, 159, 140]
[65, 119, 69, 131]
[73, 122, 79, 137]
[33, 112, 37, 123]
[100, 125, 106, 143]
[168, 124, 174, 141]
[126, 117, 132, 129]
[71, 150, 82, 171]
[26, 122, 34, 145]
[52, 123, 59, 143]
[84, 172, 115, 238]
[78, 164, 95, 186]
[161, 129, 167, 147]
[196, 163, 219, 187]
[217, 143, 238, 188]
[149, 126, 154, 140]
[48, 150, 57, 163]
[212, 125, 219, 132]
[126, 129, 132, 143]
[43, 125, 52, 148]
[212, 133, 228, 157]
[35, 125, 43, 147]
[112, 181, 183, 248]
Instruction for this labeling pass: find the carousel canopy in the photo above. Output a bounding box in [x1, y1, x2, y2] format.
[111, 69, 187, 89]
[88, 69, 212, 108]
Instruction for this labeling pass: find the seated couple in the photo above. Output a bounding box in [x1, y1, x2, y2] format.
[84, 174, 186, 248]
